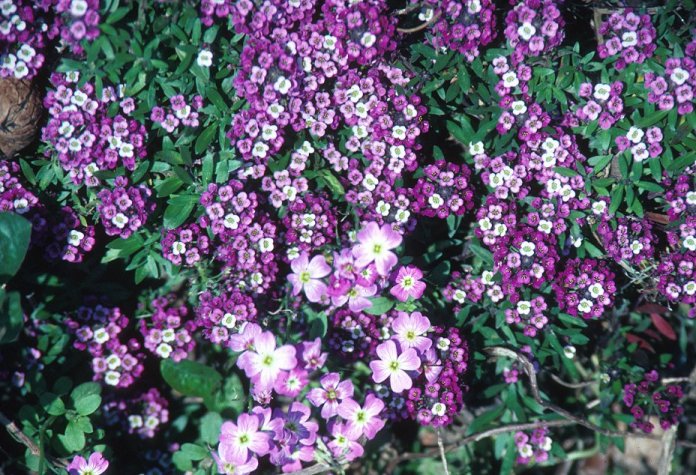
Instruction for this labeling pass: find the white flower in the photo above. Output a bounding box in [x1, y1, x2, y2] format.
[171, 241, 186, 255]
[362, 173, 378, 191]
[70, 0, 88, 17]
[404, 104, 418, 119]
[627, 126, 644, 144]
[67, 230, 85, 246]
[578, 299, 593, 314]
[517, 23, 536, 41]
[538, 220, 553, 234]
[452, 289, 467, 304]
[128, 415, 143, 429]
[392, 125, 407, 140]
[261, 124, 278, 141]
[684, 281, 696, 296]
[259, 237, 274, 252]
[431, 402, 447, 416]
[93, 328, 110, 344]
[687, 191, 696, 205]
[221, 312, 236, 329]
[511, 100, 527, 115]
[273, 76, 291, 95]
[563, 345, 577, 359]
[519, 444, 534, 458]
[119, 142, 134, 158]
[493, 223, 508, 237]
[684, 235, 696, 251]
[287, 247, 300, 260]
[517, 300, 531, 315]
[394, 208, 410, 223]
[352, 124, 368, 139]
[323, 35, 337, 50]
[621, 31, 637, 47]
[429, 193, 444, 209]
[105, 371, 120, 386]
[347, 85, 363, 102]
[112, 213, 129, 229]
[630, 240, 643, 255]
[588, 283, 604, 299]
[267, 103, 284, 118]
[252, 141, 269, 158]
[671, 67, 690, 86]
[175, 105, 191, 119]
[481, 270, 495, 285]
[162, 329, 176, 343]
[502, 71, 519, 88]
[468, 0, 482, 14]
[13, 198, 29, 214]
[223, 213, 240, 229]
[469, 141, 484, 155]
[360, 32, 376, 48]
[390, 145, 406, 159]
[156, 343, 173, 358]
[593, 83, 611, 101]
[631, 143, 649, 162]
[539, 437, 553, 451]
[519, 241, 535, 256]
[592, 201, 607, 215]
[376, 200, 391, 216]
[106, 354, 121, 370]
[16, 44, 34, 62]
[542, 137, 559, 152]
[418, 8, 434, 22]
[436, 337, 451, 351]
[197, 49, 213, 67]
[59, 121, 75, 137]
[13, 61, 28, 79]
[479, 217, 492, 231]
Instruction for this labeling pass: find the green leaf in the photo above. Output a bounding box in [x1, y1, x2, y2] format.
[609, 185, 624, 215]
[70, 382, 101, 403]
[181, 443, 208, 461]
[317, 170, 345, 196]
[163, 195, 199, 229]
[39, 393, 66, 416]
[161, 359, 223, 398]
[60, 421, 85, 452]
[0, 290, 23, 344]
[195, 124, 217, 155]
[364, 297, 394, 316]
[200, 413, 223, 445]
[74, 394, 102, 416]
[0, 212, 32, 283]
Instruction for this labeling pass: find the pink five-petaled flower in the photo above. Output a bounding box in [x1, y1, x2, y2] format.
[328, 421, 364, 462]
[337, 394, 386, 440]
[288, 252, 331, 302]
[390, 266, 426, 301]
[391, 311, 432, 352]
[352, 222, 402, 276]
[307, 372, 354, 419]
[369, 340, 421, 393]
[67, 452, 109, 475]
[213, 444, 258, 475]
[244, 331, 297, 390]
[219, 413, 270, 461]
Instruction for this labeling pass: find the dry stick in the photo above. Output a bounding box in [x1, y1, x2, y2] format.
[0, 412, 68, 470]
[657, 426, 678, 475]
[550, 373, 596, 389]
[437, 429, 450, 475]
[396, 12, 441, 34]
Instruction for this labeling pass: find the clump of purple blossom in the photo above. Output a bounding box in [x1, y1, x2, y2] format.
[553, 258, 616, 319]
[139, 296, 196, 362]
[597, 9, 656, 70]
[623, 370, 684, 433]
[644, 57, 695, 116]
[96, 177, 155, 239]
[504, 0, 565, 63]
[514, 427, 552, 464]
[161, 223, 211, 267]
[427, 0, 497, 61]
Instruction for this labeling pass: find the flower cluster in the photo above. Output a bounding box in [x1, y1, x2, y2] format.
[150, 94, 203, 134]
[427, 0, 497, 61]
[195, 289, 258, 347]
[504, 294, 549, 337]
[161, 223, 211, 267]
[53, 0, 101, 55]
[0, 160, 38, 214]
[623, 370, 684, 433]
[96, 177, 155, 239]
[35, 205, 96, 263]
[657, 251, 696, 304]
[0, 0, 47, 79]
[281, 192, 339, 255]
[514, 427, 552, 465]
[504, 0, 565, 63]
[571, 81, 625, 129]
[616, 125, 663, 162]
[597, 216, 655, 266]
[409, 160, 475, 219]
[662, 174, 696, 251]
[199, 180, 279, 293]
[644, 57, 695, 116]
[66, 305, 145, 388]
[553, 258, 616, 319]
[43, 72, 148, 186]
[139, 296, 196, 361]
[104, 388, 169, 439]
[597, 10, 656, 70]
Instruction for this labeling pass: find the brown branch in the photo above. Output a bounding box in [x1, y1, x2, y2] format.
[0, 412, 68, 470]
[396, 12, 441, 34]
[550, 373, 596, 389]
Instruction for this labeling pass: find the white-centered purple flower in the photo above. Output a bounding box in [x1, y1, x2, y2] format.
[369, 340, 421, 393]
[288, 252, 331, 303]
[351, 222, 402, 276]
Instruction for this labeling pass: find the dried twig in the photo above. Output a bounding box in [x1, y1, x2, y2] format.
[396, 12, 441, 34]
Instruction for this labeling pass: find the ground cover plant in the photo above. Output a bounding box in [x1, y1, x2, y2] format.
[0, 0, 695, 474]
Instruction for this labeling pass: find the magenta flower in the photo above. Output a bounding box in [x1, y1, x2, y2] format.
[328, 421, 364, 462]
[337, 394, 386, 440]
[213, 445, 259, 475]
[307, 372, 354, 419]
[351, 222, 402, 276]
[219, 413, 271, 461]
[244, 331, 297, 390]
[369, 340, 421, 393]
[288, 252, 331, 302]
[391, 311, 432, 352]
[67, 452, 109, 475]
[390, 266, 426, 301]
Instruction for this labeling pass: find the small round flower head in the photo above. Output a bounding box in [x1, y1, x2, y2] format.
[195, 288, 258, 347]
[597, 216, 655, 266]
[161, 223, 211, 267]
[410, 160, 474, 219]
[504, 0, 565, 63]
[35, 206, 96, 263]
[139, 296, 197, 362]
[622, 370, 684, 433]
[553, 258, 616, 319]
[428, 0, 497, 61]
[97, 177, 155, 238]
[644, 57, 695, 116]
[103, 388, 169, 439]
[597, 10, 656, 70]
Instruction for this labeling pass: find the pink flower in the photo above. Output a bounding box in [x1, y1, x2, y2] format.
[337, 394, 385, 440]
[288, 252, 331, 302]
[390, 266, 426, 301]
[307, 372, 354, 419]
[327, 421, 364, 461]
[67, 453, 109, 475]
[213, 445, 258, 475]
[219, 413, 271, 461]
[243, 331, 297, 390]
[369, 340, 421, 393]
[391, 311, 432, 352]
[351, 222, 402, 276]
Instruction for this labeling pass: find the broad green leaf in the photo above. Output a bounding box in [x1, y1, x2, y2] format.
[161, 359, 222, 398]
[0, 212, 32, 283]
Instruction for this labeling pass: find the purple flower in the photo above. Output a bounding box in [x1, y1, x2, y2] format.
[369, 340, 421, 393]
[243, 331, 297, 390]
[67, 453, 109, 475]
[391, 311, 432, 352]
[352, 222, 402, 276]
[219, 413, 271, 460]
[390, 265, 426, 301]
[307, 372, 354, 419]
[337, 394, 385, 440]
[288, 252, 331, 302]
